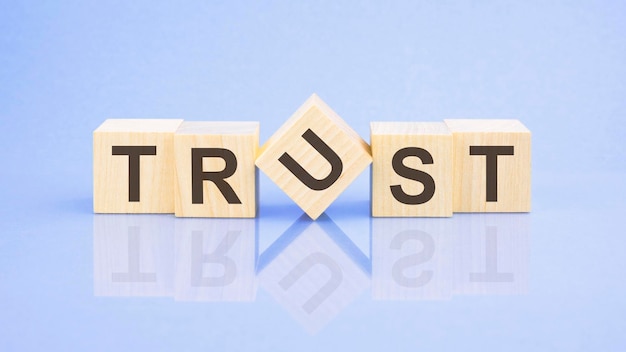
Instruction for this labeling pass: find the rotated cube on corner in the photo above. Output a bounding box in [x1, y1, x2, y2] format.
[255, 94, 372, 220]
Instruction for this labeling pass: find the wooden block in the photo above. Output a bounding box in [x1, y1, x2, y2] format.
[93, 119, 183, 213]
[444, 119, 531, 212]
[371, 122, 453, 217]
[174, 121, 259, 218]
[255, 94, 372, 220]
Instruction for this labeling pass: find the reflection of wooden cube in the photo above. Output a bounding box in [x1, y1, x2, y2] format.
[93, 214, 175, 297]
[371, 218, 454, 300]
[371, 122, 453, 217]
[444, 119, 531, 212]
[452, 214, 529, 295]
[255, 94, 372, 220]
[174, 122, 259, 218]
[257, 216, 369, 334]
[93, 119, 183, 213]
[174, 218, 257, 302]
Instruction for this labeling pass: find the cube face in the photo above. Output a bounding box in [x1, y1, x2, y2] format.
[174, 122, 259, 218]
[93, 119, 183, 213]
[444, 119, 531, 212]
[371, 122, 453, 217]
[255, 94, 372, 220]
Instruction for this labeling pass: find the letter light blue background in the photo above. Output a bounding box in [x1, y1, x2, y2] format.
[1, 1, 625, 351]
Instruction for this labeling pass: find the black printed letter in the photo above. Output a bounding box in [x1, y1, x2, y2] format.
[390, 147, 436, 205]
[192, 148, 241, 204]
[469, 146, 514, 202]
[278, 129, 343, 191]
[112, 146, 157, 202]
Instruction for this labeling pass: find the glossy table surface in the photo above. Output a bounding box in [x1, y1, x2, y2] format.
[2, 172, 625, 351]
[1, 1, 625, 351]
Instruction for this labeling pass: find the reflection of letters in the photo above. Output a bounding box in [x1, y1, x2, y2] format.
[191, 230, 241, 287]
[469, 226, 514, 283]
[111, 226, 157, 283]
[373, 218, 455, 301]
[453, 214, 529, 295]
[279, 252, 343, 314]
[94, 214, 174, 297]
[390, 230, 435, 288]
[174, 218, 256, 302]
[258, 214, 369, 334]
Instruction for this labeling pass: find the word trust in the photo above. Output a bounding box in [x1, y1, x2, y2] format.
[93, 94, 530, 219]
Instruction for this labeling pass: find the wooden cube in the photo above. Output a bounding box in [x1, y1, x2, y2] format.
[93, 119, 183, 213]
[371, 122, 453, 217]
[444, 119, 531, 212]
[255, 94, 372, 220]
[174, 121, 259, 218]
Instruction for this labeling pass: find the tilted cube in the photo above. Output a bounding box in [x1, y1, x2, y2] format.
[255, 94, 372, 220]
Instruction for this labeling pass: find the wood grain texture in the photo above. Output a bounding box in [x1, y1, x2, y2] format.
[371, 122, 453, 217]
[444, 119, 531, 212]
[93, 119, 183, 213]
[255, 94, 372, 220]
[174, 121, 259, 218]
